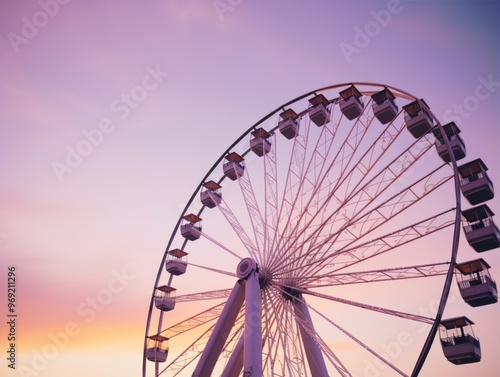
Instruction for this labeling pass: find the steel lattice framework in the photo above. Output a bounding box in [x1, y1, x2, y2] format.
[142, 82, 473, 377]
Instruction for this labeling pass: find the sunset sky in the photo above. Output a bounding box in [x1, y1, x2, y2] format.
[1, 1, 499, 376]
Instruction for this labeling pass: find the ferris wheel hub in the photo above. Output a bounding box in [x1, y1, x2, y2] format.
[258, 268, 272, 289]
[237, 257, 258, 279]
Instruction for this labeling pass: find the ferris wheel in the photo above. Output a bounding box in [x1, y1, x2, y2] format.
[142, 83, 499, 377]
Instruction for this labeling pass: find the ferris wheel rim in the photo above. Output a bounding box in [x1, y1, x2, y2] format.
[143, 81, 464, 377]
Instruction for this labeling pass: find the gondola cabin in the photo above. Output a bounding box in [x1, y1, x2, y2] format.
[154, 285, 177, 312]
[223, 152, 245, 181]
[462, 204, 500, 252]
[455, 259, 498, 307]
[250, 128, 272, 157]
[180, 213, 202, 241]
[458, 159, 494, 205]
[308, 94, 330, 126]
[403, 99, 434, 138]
[339, 85, 364, 120]
[200, 180, 222, 208]
[371, 87, 398, 124]
[432, 122, 466, 163]
[440, 317, 481, 365]
[146, 335, 169, 363]
[165, 248, 188, 276]
[278, 108, 299, 139]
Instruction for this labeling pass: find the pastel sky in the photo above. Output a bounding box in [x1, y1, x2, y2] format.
[1, 1, 499, 376]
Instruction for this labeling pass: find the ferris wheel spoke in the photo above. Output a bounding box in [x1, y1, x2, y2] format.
[236, 163, 267, 263]
[281, 284, 412, 376]
[306, 102, 376, 210]
[303, 109, 373, 222]
[275, 291, 309, 376]
[304, 294, 410, 377]
[276, 162, 453, 278]
[276, 208, 455, 281]
[275, 135, 437, 275]
[160, 313, 244, 376]
[279, 285, 352, 376]
[320, 113, 420, 220]
[286, 118, 371, 262]
[274, 117, 310, 247]
[262, 134, 279, 266]
[262, 290, 291, 375]
[325, 108, 406, 203]
[188, 262, 236, 278]
[274, 115, 336, 241]
[329, 157, 450, 249]
[175, 288, 232, 303]
[274, 113, 376, 273]
[198, 229, 243, 260]
[158, 322, 216, 376]
[270, 107, 344, 272]
[308, 135, 434, 253]
[293, 284, 435, 325]
[298, 262, 449, 288]
[219, 320, 246, 374]
[305, 175, 454, 277]
[333, 210, 455, 272]
[286, 129, 431, 244]
[320, 349, 351, 377]
[215, 197, 260, 261]
[263, 291, 286, 375]
[262, 290, 286, 375]
[221, 333, 244, 377]
[263, 287, 307, 376]
[159, 301, 227, 339]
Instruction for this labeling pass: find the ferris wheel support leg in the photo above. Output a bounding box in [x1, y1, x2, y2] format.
[243, 269, 263, 377]
[192, 280, 245, 377]
[221, 334, 244, 377]
[293, 295, 329, 377]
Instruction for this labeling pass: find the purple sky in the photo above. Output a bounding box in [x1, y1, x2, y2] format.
[1, 1, 499, 376]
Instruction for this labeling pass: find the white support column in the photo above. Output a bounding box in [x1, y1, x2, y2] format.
[237, 258, 262, 377]
[192, 280, 245, 377]
[243, 269, 262, 376]
[293, 294, 329, 377]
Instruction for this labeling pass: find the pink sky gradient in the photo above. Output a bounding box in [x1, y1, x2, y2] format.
[1, 1, 499, 376]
